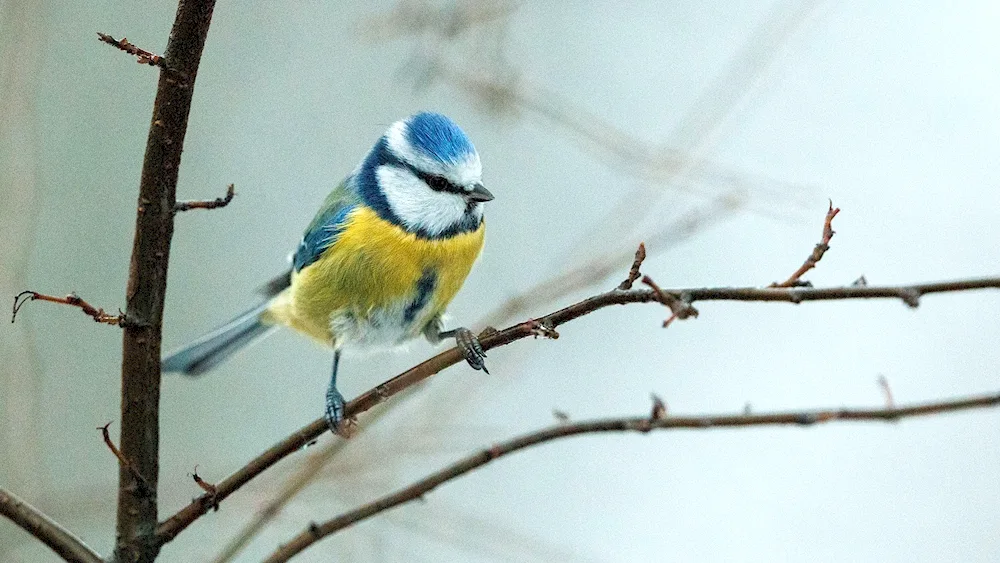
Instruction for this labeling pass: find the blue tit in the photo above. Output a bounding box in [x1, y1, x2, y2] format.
[162, 112, 494, 433]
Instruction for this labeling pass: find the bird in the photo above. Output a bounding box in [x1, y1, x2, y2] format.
[162, 112, 494, 434]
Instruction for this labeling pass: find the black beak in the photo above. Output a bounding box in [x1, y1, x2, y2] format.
[467, 182, 494, 203]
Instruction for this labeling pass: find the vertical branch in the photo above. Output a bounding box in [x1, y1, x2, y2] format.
[114, 1, 217, 561]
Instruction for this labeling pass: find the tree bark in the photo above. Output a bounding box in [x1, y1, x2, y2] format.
[114, 1, 217, 561]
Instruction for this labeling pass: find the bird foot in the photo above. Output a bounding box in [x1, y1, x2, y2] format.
[453, 327, 488, 374]
[324, 387, 356, 438]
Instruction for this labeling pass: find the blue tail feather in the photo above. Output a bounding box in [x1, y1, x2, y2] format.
[162, 301, 276, 376]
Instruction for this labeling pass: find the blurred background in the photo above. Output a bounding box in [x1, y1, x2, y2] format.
[2, 1, 999, 561]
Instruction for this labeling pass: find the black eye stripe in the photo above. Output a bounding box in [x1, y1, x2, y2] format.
[418, 171, 463, 194]
[381, 149, 469, 195]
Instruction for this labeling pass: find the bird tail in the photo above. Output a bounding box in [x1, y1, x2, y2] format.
[162, 301, 277, 376]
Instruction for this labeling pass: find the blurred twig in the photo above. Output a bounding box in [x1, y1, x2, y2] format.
[266, 388, 1000, 561]
[361, 0, 518, 41]
[0, 488, 102, 563]
[0, 0, 44, 514]
[478, 192, 740, 328]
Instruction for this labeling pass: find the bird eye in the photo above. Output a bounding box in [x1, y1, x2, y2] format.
[426, 175, 449, 191]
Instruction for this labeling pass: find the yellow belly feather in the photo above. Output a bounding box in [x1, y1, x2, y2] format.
[264, 206, 485, 346]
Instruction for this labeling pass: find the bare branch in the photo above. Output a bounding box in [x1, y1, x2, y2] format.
[97, 32, 165, 68]
[12, 290, 124, 326]
[156, 274, 1000, 545]
[0, 487, 102, 563]
[264, 389, 1000, 561]
[772, 201, 841, 287]
[114, 1, 217, 561]
[174, 183, 235, 212]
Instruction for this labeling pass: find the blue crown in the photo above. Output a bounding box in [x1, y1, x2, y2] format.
[405, 112, 476, 163]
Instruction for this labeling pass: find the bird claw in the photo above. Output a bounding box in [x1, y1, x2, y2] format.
[454, 327, 488, 374]
[324, 387, 355, 438]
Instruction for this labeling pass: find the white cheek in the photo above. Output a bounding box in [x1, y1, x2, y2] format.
[377, 166, 469, 236]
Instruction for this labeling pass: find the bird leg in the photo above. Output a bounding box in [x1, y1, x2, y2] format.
[324, 349, 354, 437]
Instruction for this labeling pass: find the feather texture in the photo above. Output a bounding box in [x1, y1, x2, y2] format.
[264, 206, 485, 347]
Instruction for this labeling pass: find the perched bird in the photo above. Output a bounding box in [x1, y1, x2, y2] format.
[162, 112, 493, 433]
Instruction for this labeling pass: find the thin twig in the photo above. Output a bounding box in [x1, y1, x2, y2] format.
[0, 487, 103, 563]
[772, 201, 840, 288]
[617, 243, 646, 290]
[12, 291, 124, 325]
[97, 32, 166, 68]
[156, 274, 1000, 545]
[98, 422, 152, 495]
[174, 183, 235, 212]
[264, 389, 1000, 562]
[190, 466, 219, 511]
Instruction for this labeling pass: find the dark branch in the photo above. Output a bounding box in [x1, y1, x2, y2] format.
[265, 389, 1000, 561]
[155, 274, 1000, 545]
[0, 487, 103, 563]
[174, 183, 235, 212]
[97, 32, 166, 68]
[115, 1, 217, 561]
[772, 200, 840, 287]
[11, 291, 124, 326]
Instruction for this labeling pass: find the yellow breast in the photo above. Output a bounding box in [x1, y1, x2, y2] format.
[264, 206, 485, 346]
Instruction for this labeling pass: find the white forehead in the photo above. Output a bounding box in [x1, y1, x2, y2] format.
[385, 120, 482, 188]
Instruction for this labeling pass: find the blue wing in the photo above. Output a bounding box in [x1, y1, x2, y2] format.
[293, 178, 359, 272]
